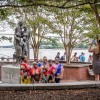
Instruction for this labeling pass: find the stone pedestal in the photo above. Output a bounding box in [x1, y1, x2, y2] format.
[1, 65, 20, 84]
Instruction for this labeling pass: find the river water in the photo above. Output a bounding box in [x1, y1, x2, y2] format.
[0, 48, 92, 62]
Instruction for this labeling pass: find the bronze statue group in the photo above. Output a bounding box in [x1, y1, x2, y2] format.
[14, 21, 30, 64]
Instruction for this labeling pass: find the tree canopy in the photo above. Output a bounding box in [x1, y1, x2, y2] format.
[0, 0, 99, 9]
[0, 0, 100, 62]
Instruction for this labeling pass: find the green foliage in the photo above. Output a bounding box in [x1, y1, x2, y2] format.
[85, 26, 100, 39]
[79, 5, 92, 13]
[75, 43, 89, 48]
[40, 38, 64, 49]
[83, 11, 100, 40]
[0, 8, 9, 20]
[46, 6, 87, 47]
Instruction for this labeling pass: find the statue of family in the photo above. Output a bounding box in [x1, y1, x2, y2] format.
[14, 21, 30, 64]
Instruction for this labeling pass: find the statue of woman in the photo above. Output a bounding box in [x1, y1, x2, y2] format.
[22, 26, 30, 58]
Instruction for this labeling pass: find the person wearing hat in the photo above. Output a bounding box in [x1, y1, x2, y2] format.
[31, 62, 43, 83]
[88, 39, 100, 81]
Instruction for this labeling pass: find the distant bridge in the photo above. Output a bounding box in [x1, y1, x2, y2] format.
[0, 54, 13, 62]
[0, 34, 14, 35]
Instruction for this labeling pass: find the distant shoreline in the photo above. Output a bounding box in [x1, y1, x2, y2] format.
[0, 47, 88, 50]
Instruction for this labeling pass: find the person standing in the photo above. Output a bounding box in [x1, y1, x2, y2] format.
[53, 58, 64, 83]
[55, 52, 60, 60]
[88, 39, 100, 81]
[88, 55, 93, 63]
[61, 52, 66, 61]
[79, 52, 85, 62]
[71, 52, 78, 62]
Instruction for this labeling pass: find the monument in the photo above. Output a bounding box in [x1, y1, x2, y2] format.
[1, 21, 30, 84]
[14, 21, 30, 64]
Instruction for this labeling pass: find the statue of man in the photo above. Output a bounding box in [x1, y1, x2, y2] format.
[14, 21, 23, 63]
[14, 21, 30, 64]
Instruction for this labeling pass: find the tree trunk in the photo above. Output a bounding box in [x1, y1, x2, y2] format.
[32, 42, 40, 59]
[33, 46, 39, 59]
[67, 46, 72, 64]
[90, 4, 100, 26]
[65, 45, 72, 64]
[65, 47, 68, 63]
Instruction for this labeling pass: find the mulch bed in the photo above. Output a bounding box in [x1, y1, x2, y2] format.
[0, 88, 99, 100]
